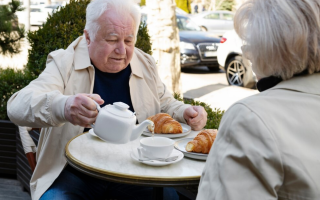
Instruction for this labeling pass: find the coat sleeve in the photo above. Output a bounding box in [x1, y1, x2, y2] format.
[146, 54, 191, 123]
[197, 103, 283, 200]
[7, 52, 69, 128]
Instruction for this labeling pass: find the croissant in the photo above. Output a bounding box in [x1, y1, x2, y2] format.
[147, 113, 183, 134]
[186, 129, 218, 154]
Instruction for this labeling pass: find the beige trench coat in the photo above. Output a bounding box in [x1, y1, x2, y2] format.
[7, 36, 190, 200]
[197, 73, 320, 200]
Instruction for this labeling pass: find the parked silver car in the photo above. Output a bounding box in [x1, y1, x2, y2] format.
[217, 30, 257, 88]
[190, 10, 234, 37]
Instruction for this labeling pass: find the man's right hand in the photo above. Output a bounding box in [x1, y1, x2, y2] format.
[64, 94, 104, 127]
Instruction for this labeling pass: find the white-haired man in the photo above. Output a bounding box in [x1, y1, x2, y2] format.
[7, 0, 207, 199]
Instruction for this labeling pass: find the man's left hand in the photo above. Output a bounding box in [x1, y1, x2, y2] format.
[183, 106, 207, 131]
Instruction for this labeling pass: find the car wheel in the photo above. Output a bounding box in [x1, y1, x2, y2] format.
[225, 56, 246, 87]
[200, 26, 207, 32]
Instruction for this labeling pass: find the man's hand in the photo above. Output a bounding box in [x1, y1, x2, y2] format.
[64, 94, 104, 127]
[183, 106, 207, 131]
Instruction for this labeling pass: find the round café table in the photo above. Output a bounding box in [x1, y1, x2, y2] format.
[65, 130, 206, 200]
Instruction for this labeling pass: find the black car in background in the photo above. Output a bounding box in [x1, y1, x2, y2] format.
[141, 13, 221, 71]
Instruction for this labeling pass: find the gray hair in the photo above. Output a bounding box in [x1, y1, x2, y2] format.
[234, 0, 320, 80]
[84, 0, 141, 42]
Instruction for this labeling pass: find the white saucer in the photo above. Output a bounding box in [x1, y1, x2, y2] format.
[130, 149, 184, 166]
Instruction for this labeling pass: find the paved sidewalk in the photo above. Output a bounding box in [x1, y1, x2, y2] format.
[181, 67, 259, 111]
[0, 178, 31, 200]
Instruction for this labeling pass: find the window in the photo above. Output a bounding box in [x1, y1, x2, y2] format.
[30, 8, 41, 12]
[222, 13, 233, 20]
[204, 13, 219, 20]
[176, 16, 201, 31]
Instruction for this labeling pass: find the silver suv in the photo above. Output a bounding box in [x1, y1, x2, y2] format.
[217, 30, 257, 88]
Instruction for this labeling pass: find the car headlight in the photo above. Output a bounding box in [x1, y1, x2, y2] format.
[180, 42, 196, 50]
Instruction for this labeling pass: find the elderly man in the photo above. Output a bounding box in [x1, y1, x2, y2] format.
[7, 0, 207, 199]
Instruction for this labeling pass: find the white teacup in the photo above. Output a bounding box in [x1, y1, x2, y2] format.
[139, 137, 174, 159]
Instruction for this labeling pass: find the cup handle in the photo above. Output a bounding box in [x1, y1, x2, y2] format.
[90, 100, 101, 128]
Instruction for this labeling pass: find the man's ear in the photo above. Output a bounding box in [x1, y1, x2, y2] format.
[84, 30, 91, 45]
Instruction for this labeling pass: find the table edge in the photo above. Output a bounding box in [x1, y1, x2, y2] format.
[65, 132, 201, 182]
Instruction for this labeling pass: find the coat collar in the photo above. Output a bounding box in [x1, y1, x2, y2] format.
[256, 76, 282, 92]
[72, 35, 144, 79]
[130, 50, 144, 78]
[73, 35, 92, 70]
[271, 73, 320, 95]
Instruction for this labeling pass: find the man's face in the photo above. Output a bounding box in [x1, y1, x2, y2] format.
[85, 10, 135, 73]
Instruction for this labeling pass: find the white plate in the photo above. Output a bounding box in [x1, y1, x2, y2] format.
[174, 138, 208, 161]
[142, 123, 191, 139]
[88, 129, 103, 140]
[130, 149, 184, 166]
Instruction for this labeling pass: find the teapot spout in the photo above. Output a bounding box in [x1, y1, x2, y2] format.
[131, 120, 154, 141]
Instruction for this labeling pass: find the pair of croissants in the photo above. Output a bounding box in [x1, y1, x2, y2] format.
[147, 113, 218, 154]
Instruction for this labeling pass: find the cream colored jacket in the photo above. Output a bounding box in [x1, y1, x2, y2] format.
[197, 73, 320, 200]
[7, 36, 190, 200]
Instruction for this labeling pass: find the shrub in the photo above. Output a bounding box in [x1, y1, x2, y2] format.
[0, 68, 32, 120]
[136, 22, 152, 55]
[174, 93, 225, 129]
[0, 0, 25, 56]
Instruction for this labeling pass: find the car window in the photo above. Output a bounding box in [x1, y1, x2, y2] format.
[222, 13, 233, 20]
[31, 8, 41, 12]
[176, 16, 201, 31]
[204, 13, 219, 20]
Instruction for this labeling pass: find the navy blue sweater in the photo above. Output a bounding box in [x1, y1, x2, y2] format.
[84, 65, 134, 132]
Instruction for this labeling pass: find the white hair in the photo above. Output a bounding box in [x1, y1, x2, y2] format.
[84, 0, 141, 42]
[234, 0, 320, 80]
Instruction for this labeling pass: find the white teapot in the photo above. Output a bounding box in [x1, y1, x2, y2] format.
[91, 102, 154, 144]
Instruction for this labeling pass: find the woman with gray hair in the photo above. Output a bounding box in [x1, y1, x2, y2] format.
[197, 0, 320, 199]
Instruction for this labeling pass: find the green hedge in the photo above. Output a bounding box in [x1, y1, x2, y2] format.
[174, 94, 224, 130]
[0, 68, 32, 120]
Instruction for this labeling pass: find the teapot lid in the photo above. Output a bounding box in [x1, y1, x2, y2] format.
[105, 102, 134, 118]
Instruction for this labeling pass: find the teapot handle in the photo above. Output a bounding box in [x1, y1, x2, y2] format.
[90, 100, 101, 128]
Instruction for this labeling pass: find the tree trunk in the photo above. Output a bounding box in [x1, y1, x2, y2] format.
[209, 0, 216, 10]
[146, 0, 182, 95]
